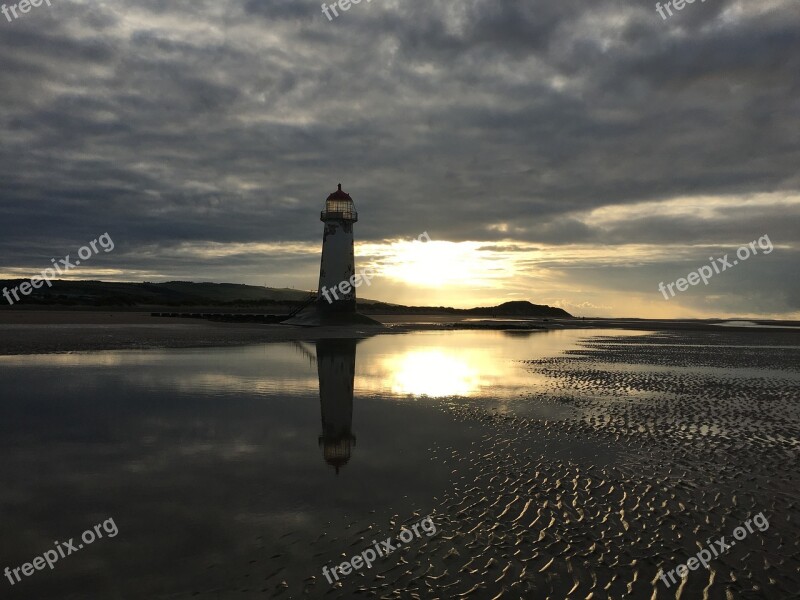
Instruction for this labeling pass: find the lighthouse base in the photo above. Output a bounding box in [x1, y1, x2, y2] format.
[282, 306, 383, 328]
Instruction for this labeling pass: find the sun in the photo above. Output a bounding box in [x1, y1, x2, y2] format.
[363, 239, 505, 288]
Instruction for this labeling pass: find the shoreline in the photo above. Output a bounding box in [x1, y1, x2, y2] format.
[0, 310, 797, 355]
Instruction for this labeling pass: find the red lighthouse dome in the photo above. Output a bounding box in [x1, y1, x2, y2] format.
[321, 183, 358, 223]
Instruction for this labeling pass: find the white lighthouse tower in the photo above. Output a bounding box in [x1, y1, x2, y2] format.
[285, 183, 381, 327]
[317, 183, 358, 314]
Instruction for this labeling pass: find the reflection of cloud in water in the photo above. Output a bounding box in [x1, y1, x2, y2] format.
[168, 373, 316, 396]
[0, 330, 653, 405]
[0, 352, 130, 368]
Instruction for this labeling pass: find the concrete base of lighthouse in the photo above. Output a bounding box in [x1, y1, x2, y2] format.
[283, 306, 384, 328]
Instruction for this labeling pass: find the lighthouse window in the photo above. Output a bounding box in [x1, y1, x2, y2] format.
[327, 200, 351, 212]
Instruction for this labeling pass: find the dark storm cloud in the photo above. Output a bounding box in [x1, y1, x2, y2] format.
[0, 0, 798, 314]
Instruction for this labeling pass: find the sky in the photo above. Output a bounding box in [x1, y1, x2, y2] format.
[0, 0, 798, 318]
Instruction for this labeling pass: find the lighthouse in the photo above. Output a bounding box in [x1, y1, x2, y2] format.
[317, 183, 358, 314]
[284, 184, 381, 327]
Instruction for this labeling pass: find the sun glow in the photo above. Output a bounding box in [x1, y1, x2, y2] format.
[383, 349, 483, 397]
[360, 239, 509, 288]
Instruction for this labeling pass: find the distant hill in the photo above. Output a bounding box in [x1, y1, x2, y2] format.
[0, 280, 317, 307]
[362, 299, 572, 318]
[468, 300, 571, 318]
[0, 280, 572, 317]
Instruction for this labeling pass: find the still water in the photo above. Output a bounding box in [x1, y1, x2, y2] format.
[0, 329, 640, 599]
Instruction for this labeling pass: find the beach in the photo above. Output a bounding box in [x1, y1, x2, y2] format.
[281, 328, 800, 599]
[0, 310, 393, 354]
[0, 317, 798, 599]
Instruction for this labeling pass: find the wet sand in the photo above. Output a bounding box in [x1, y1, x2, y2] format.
[271, 329, 799, 599]
[0, 311, 572, 355]
[0, 311, 393, 354]
[1, 315, 798, 598]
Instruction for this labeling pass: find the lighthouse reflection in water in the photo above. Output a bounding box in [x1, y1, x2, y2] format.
[316, 339, 357, 474]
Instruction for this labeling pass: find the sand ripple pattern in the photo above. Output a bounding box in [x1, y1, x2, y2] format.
[185, 330, 800, 599]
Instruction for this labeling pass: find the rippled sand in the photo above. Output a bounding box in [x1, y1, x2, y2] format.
[202, 330, 800, 599]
